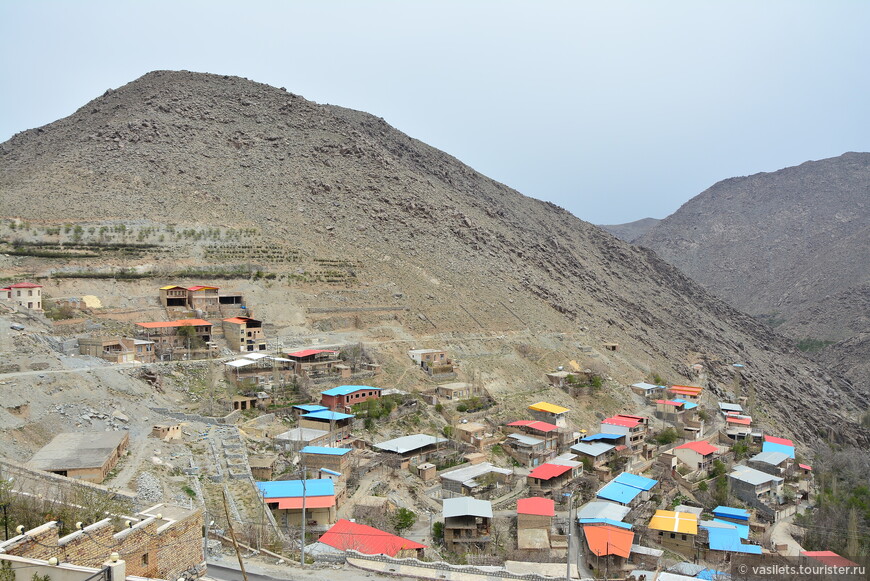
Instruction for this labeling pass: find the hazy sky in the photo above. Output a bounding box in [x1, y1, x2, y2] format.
[2, 1, 868, 224]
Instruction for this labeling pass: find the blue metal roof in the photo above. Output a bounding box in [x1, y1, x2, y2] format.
[698, 569, 730, 580]
[321, 385, 381, 396]
[596, 482, 642, 505]
[582, 433, 624, 442]
[302, 410, 355, 421]
[257, 479, 334, 499]
[712, 506, 750, 521]
[300, 446, 352, 456]
[701, 522, 762, 554]
[761, 441, 795, 459]
[578, 518, 632, 530]
[672, 398, 698, 410]
[293, 404, 328, 412]
[613, 472, 658, 491]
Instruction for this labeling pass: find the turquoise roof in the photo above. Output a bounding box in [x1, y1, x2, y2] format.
[300, 446, 352, 456]
[321, 385, 381, 397]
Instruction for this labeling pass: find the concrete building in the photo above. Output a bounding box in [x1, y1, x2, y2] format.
[442, 497, 493, 553]
[528, 402, 569, 428]
[673, 440, 721, 473]
[222, 316, 266, 352]
[647, 510, 699, 557]
[439, 462, 512, 497]
[600, 414, 649, 450]
[436, 382, 472, 401]
[3, 282, 43, 311]
[299, 446, 353, 479]
[516, 497, 555, 551]
[257, 479, 337, 527]
[27, 432, 129, 483]
[78, 337, 156, 364]
[135, 319, 214, 360]
[729, 465, 784, 506]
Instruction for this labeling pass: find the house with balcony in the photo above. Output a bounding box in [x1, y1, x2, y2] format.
[320, 385, 381, 412]
[600, 414, 649, 450]
[443, 497, 492, 553]
[257, 479, 337, 527]
[728, 465, 784, 507]
[222, 316, 266, 352]
[673, 440, 721, 474]
[135, 318, 214, 359]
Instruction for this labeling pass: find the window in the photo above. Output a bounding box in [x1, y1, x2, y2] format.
[682, 534, 687, 541]
[141, 554, 149, 566]
[670, 533, 675, 539]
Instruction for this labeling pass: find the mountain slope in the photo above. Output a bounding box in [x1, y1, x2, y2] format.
[598, 218, 660, 242]
[637, 153, 870, 388]
[1, 70, 867, 446]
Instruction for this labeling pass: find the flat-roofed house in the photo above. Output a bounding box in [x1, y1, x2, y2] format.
[728, 465, 784, 506]
[440, 462, 513, 497]
[135, 318, 214, 359]
[5, 282, 43, 311]
[300, 446, 353, 478]
[528, 402, 569, 428]
[27, 431, 129, 483]
[373, 434, 447, 468]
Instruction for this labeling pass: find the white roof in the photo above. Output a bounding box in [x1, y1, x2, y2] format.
[749, 451, 790, 466]
[443, 496, 493, 519]
[630, 544, 664, 557]
[226, 359, 257, 368]
[275, 428, 328, 442]
[440, 462, 512, 485]
[571, 441, 615, 457]
[549, 458, 582, 469]
[577, 501, 631, 521]
[631, 382, 664, 390]
[269, 356, 294, 362]
[243, 352, 270, 360]
[374, 434, 447, 454]
[508, 433, 545, 446]
[730, 464, 784, 486]
[719, 402, 744, 413]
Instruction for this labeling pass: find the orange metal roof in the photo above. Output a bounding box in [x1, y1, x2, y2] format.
[274, 495, 336, 510]
[583, 524, 634, 558]
[136, 318, 212, 328]
[655, 399, 683, 407]
[223, 317, 251, 324]
[517, 497, 555, 517]
[187, 285, 219, 291]
[726, 416, 752, 425]
[676, 441, 719, 456]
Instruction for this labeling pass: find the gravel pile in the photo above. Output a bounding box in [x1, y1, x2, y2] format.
[136, 471, 163, 504]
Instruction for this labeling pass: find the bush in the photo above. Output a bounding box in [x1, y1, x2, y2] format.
[652, 428, 679, 446]
[393, 508, 417, 533]
[433, 521, 444, 542]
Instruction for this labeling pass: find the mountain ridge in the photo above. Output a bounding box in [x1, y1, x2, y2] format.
[2, 70, 867, 446]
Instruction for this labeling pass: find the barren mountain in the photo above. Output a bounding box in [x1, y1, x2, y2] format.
[637, 153, 870, 388]
[1, 70, 868, 446]
[598, 217, 660, 243]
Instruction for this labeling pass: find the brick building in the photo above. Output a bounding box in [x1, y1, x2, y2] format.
[135, 319, 214, 360]
[221, 316, 266, 352]
[320, 385, 381, 412]
[0, 504, 205, 580]
[27, 432, 129, 484]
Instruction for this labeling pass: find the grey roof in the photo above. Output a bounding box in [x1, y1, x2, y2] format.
[631, 382, 664, 391]
[443, 496, 493, 519]
[630, 544, 664, 557]
[571, 441, 615, 457]
[673, 504, 704, 516]
[668, 562, 708, 576]
[549, 458, 582, 469]
[28, 432, 127, 471]
[374, 434, 447, 454]
[749, 451, 790, 466]
[507, 433, 544, 446]
[577, 500, 631, 522]
[730, 464, 784, 486]
[440, 462, 512, 485]
[719, 402, 744, 413]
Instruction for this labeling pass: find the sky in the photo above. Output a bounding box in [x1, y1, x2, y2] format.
[1, 1, 869, 224]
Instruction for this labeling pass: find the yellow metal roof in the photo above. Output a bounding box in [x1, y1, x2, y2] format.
[160, 285, 185, 290]
[648, 510, 698, 535]
[529, 402, 569, 414]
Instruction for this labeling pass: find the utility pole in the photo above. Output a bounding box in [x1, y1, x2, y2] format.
[563, 492, 572, 581]
[300, 466, 307, 567]
[221, 490, 248, 581]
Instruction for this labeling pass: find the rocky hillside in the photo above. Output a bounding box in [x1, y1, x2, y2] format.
[1, 70, 868, 446]
[637, 153, 870, 388]
[598, 217, 660, 243]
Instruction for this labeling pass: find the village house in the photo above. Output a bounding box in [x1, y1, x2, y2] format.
[150, 423, 182, 441]
[582, 522, 635, 574]
[436, 382, 472, 401]
[185, 285, 220, 312]
[285, 349, 344, 378]
[135, 318, 214, 359]
[655, 399, 689, 424]
[300, 446, 353, 479]
[224, 353, 295, 387]
[275, 427, 332, 452]
[571, 441, 617, 468]
[516, 497, 555, 552]
[528, 401, 570, 428]
[455, 421, 489, 448]
[748, 451, 793, 478]
[0, 503, 205, 580]
[761, 435, 796, 458]
[668, 385, 703, 403]
[699, 519, 762, 556]
[503, 420, 562, 465]
[440, 462, 513, 497]
[725, 412, 753, 439]
[257, 479, 337, 527]
[2, 282, 43, 311]
[647, 510, 699, 557]
[299, 410, 355, 441]
[673, 440, 721, 473]
[222, 316, 266, 352]
[596, 472, 658, 507]
[79, 336, 155, 364]
[577, 500, 632, 528]
[442, 497, 493, 553]
[728, 464, 784, 506]
[373, 434, 447, 468]
[527, 462, 575, 496]
[600, 414, 649, 450]
[249, 454, 279, 480]
[309, 519, 426, 559]
[630, 382, 666, 399]
[320, 385, 381, 412]
[158, 285, 189, 307]
[27, 431, 129, 483]
[718, 402, 744, 416]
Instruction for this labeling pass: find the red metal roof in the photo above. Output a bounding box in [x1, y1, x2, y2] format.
[616, 414, 646, 421]
[8, 282, 43, 288]
[507, 420, 533, 427]
[187, 285, 219, 291]
[136, 318, 212, 329]
[507, 420, 558, 433]
[517, 497, 556, 517]
[676, 441, 718, 456]
[669, 385, 702, 394]
[602, 416, 641, 428]
[764, 435, 794, 447]
[287, 349, 339, 358]
[799, 464, 812, 471]
[528, 463, 572, 480]
[726, 416, 751, 425]
[655, 400, 683, 407]
[274, 495, 335, 510]
[319, 519, 426, 556]
[800, 551, 859, 567]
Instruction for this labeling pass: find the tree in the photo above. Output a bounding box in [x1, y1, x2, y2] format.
[432, 521, 444, 542]
[176, 325, 204, 351]
[393, 508, 417, 534]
